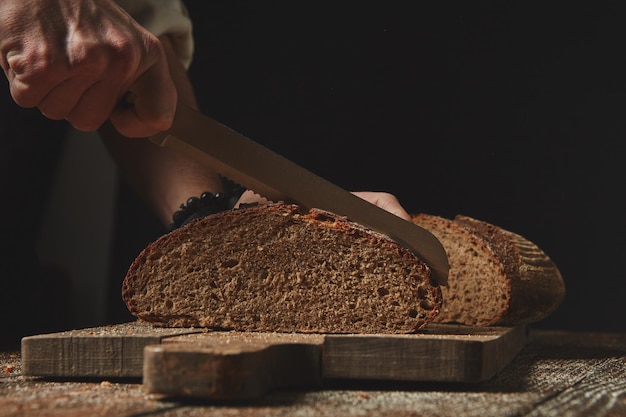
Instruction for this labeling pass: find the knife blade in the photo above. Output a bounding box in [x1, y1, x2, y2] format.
[150, 102, 449, 285]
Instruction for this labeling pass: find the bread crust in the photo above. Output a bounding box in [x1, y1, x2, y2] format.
[123, 203, 442, 333]
[454, 215, 565, 324]
[412, 213, 565, 326]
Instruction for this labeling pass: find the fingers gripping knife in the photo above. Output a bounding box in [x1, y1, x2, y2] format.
[150, 102, 449, 285]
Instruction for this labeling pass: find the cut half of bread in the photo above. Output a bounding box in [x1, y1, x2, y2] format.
[122, 203, 442, 333]
[412, 213, 565, 326]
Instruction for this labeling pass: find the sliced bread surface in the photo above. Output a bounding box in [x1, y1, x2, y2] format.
[412, 213, 565, 326]
[123, 203, 442, 333]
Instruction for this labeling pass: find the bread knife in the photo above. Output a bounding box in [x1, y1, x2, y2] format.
[150, 102, 449, 285]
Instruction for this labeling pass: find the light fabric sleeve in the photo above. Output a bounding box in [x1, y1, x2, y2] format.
[115, 0, 194, 69]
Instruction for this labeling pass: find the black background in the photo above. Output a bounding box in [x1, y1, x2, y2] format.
[110, 2, 626, 332]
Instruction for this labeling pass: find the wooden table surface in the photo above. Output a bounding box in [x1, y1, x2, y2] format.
[1, 328, 626, 417]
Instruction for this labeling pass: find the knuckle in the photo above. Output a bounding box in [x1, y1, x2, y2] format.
[68, 43, 107, 73]
[67, 36, 136, 77]
[107, 37, 141, 74]
[10, 48, 56, 79]
[7, 52, 61, 107]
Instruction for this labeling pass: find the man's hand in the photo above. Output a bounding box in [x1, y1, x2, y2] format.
[351, 191, 412, 221]
[0, 0, 176, 137]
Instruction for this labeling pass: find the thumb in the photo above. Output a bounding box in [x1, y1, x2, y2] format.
[110, 57, 177, 138]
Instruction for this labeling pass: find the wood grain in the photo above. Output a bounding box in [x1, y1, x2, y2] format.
[144, 333, 324, 400]
[323, 324, 528, 382]
[21, 322, 202, 378]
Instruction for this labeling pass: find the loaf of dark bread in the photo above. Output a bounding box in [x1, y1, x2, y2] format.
[412, 213, 565, 326]
[122, 203, 442, 333]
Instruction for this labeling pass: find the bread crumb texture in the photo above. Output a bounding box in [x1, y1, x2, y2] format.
[123, 203, 441, 334]
[412, 214, 565, 326]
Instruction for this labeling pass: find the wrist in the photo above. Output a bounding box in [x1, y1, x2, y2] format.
[167, 179, 245, 231]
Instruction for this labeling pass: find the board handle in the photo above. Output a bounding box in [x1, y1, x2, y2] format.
[143, 340, 322, 400]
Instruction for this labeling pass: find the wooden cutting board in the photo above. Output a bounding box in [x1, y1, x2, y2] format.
[22, 322, 528, 400]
